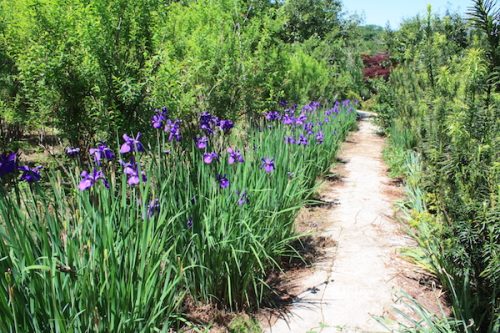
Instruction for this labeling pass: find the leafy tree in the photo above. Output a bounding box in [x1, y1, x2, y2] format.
[279, 0, 343, 42]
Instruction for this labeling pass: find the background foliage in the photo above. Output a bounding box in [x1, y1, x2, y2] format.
[0, 0, 363, 148]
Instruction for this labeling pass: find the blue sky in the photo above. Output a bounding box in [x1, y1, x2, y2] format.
[342, 0, 473, 28]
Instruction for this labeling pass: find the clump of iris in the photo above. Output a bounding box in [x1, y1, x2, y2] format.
[261, 158, 275, 173]
[0, 152, 17, 178]
[147, 198, 160, 218]
[199, 111, 234, 135]
[203, 152, 219, 164]
[65, 147, 80, 157]
[236, 190, 250, 206]
[151, 106, 182, 142]
[79, 169, 110, 191]
[304, 122, 314, 135]
[227, 147, 244, 164]
[195, 136, 209, 149]
[18, 165, 42, 183]
[216, 174, 230, 189]
[302, 101, 320, 113]
[151, 107, 168, 129]
[316, 131, 324, 144]
[164, 119, 182, 142]
[120, 133, 145, 154]
[298, 134, 308, 146]
[265, 111, 281, 121]
[90, 143, 115, 165]
[120, 158, 147, 186]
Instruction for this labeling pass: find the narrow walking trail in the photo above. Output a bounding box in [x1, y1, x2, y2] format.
[263, 113, 440, 333]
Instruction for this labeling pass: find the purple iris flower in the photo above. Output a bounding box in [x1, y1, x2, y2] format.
[0, 152, 17, 177]
[333, 103, 340, 113]
[227, 147, 244, 164]
[304, 122, 314, 135]
[279, 100, 288, 107]
[90, 143, 115, 165]
[18, 165, 42, 183]
[203, 152, 219, 164]
[65, 147, 80, 157]
[265, 111, 281, 121]
[120, 133, 145, 154]
[200, 112, 218, 135]
[316, 131, 324, 144]
[171, 125, 182, 142]
[284, 136, 295, 144]
[195, 136, 209, 149]
[200, 111, 215, 125]
[218, 119, 234, 133]
[151, 107, 168, 129]
[79, 169, 109, 191]
[302, 101, 320, 113]
[237, 190, 250, 206]
[298, 134, 308, 145]
[200, 123, 214, 135]
[164, 119, 182, 142]
[324, 117, 330, 123]
[302, 105, 313, 113]
[216, 174, 230, 189]
[295, 113, 307, 125]
[261, 158, 275, 173]
[147, 198, 160, 218]
[282, 113, 295, 125]
[120, 158, 147, 186]
[187, 217, 193, 228]
[151, 114, 164, 129]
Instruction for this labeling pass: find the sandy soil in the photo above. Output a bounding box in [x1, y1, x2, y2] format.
[260, 114, 446, 333]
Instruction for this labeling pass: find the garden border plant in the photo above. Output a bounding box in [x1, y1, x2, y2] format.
[0, 99, 357, 332]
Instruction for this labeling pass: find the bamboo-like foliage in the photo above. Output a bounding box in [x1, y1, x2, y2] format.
[376, 4, 499, 332]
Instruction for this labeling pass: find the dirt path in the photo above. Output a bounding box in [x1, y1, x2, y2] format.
[262, 113, 443, 333]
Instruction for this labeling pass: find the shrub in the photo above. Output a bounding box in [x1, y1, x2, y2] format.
[0, 0, 363, 148]
[377, 3, 499, 331]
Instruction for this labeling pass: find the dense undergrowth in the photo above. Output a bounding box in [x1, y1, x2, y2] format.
[0, 0, 363, 148]
[0, 100, 356, 331]
[375, 2, 499, 332]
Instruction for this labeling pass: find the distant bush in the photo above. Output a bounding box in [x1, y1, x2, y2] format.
[361, 53, 392, 80]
